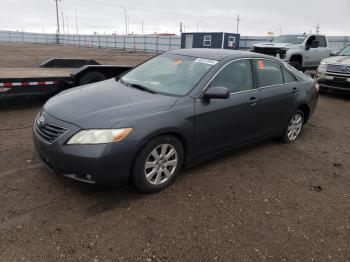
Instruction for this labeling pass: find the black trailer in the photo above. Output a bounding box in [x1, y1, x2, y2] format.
[0, 58, 133, 99]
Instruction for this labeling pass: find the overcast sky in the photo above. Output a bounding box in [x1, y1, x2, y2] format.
[0, 0, 349, 36]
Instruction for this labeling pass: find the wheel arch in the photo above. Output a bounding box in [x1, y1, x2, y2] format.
[128, 129, 192, 182]
[290, 54, 303, 65]
[297, 104, 311, 123]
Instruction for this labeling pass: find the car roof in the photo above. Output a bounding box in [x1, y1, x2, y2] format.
[167, 48, 271, 61]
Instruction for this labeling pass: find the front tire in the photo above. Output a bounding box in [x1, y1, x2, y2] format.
[281, 110, 304, 143]
[290, 60, 301, 71]
[79, 71, 107, 85]
[132, 135, 184, 193]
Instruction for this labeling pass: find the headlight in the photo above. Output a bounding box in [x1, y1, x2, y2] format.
[67, 128, 132, 145]
[318, 61, 327, 70]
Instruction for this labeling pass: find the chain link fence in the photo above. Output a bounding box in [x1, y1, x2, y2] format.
[0, 30, 349, 53]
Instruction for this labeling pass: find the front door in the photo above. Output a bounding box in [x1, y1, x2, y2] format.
[185, 35, 193, 49]
[304, 35, 319, 67]
[194, 59, 259, 158]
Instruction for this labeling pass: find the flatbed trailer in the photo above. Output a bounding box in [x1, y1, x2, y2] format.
[0, 58, 133, 99]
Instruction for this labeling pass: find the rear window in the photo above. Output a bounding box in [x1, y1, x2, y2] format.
[254, 59, 284, 87]
[282, 67, 297, 83]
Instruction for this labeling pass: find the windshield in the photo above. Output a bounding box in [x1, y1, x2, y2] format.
[120, 54, 216, 96]
[272, 35, 306, 44]
[338, 45, 350, 56]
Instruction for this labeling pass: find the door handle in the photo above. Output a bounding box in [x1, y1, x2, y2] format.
[292, 87, 299, 94]
[248, 96, 257, 106]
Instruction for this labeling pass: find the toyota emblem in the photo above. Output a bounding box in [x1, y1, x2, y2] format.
[37, 115, 45, 127]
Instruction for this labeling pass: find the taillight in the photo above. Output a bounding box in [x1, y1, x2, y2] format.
[315, 82, 320, 92]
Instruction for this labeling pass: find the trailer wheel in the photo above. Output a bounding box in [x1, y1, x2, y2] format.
[79, 71, 107, 85]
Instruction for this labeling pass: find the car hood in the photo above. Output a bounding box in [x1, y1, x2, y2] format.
[44, 79, 178, 129]
[253, 42, 297, 48]
[322, 56, 350, 65]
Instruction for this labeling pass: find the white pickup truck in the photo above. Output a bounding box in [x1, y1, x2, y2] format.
[251, 34, 331, 71]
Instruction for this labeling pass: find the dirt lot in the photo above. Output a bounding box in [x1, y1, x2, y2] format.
[0, 43, 349, 262]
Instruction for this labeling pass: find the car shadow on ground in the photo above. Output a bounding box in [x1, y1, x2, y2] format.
[319, 91, 350, 101]
[48, 139, 281, 204]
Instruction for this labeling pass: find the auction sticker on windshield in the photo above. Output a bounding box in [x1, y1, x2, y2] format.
[194, 58, 218, 65]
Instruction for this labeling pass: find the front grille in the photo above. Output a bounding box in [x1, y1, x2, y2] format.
[35, 122, 68, 144]
[326, 64, 350, 74]
[320, 80, 350, 89]
[252, 47, 286, 58]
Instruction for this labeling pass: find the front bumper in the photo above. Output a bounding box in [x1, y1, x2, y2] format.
[33, 112, 137, 186]
[316, 69, 350, 93]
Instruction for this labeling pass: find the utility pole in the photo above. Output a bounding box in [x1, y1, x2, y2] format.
[61, 11, 65, 34]
[75, 9, 79, 35]
[236, 15, 240, 34]
[120, 5, 128, 35]
[54, 0, 61, 43]
[316, 24, 320, 34]
[141, 20, 144, 35]
[66, 16, 69, 35]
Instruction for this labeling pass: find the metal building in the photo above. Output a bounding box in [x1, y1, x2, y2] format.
[181, 32, 240, 50]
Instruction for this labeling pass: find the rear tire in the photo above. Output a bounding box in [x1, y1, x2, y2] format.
[132, 135, 183, 193]
[281, 109, 304, 143]
[79, 71, 107, 85]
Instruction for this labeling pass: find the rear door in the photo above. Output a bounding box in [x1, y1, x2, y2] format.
[194, 59, 259, 157]
[253, 59, 298, 136]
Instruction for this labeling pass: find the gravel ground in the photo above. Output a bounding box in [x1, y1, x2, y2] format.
[0, 43, 349, 262]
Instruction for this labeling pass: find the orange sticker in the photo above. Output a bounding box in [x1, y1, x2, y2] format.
[257, 60, 265, 69]
[173, 60, 183, 65]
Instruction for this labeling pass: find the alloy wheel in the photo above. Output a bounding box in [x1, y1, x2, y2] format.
[144, 144, 178, 185]
[287, 113, 303, 141]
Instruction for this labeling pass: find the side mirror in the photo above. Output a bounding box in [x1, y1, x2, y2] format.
[204, 86, 230, 99]
[330, 50, 338, 56]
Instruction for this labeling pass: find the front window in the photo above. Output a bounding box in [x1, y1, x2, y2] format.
[272, 35, 306, 45]
[338, 45, 350, 56]
[210, 60, 253, 93]
[203, 35, 212, 46]
[120, 54, 216, 96]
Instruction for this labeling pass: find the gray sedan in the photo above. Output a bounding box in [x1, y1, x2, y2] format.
[33, 49, 318, 193]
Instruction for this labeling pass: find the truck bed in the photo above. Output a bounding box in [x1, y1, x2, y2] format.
[0, 68, 74, 79]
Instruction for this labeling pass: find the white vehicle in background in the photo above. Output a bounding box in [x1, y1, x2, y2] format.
[316, 44, 350, 93]
[252, 34, 331, 71]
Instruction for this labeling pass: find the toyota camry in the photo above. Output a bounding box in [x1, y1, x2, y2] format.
[33, 49, 318, 193]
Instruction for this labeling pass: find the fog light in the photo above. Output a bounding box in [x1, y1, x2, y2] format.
[86, 174, 92, 180]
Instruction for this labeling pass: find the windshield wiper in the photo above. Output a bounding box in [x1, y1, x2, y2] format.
[118, 78, 156, 94]
[129, 83, 156, 94]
